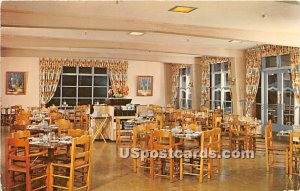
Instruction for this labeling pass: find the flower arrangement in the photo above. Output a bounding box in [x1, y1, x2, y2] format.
[108, 85, 129, 98]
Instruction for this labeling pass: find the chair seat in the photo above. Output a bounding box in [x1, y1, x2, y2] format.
[268, 145, 288, 151]
[231, 137, 246, 141]
[8, 163, 47, 173]
[52, 160, 89, 169]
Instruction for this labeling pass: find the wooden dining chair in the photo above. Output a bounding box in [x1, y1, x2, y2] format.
[150, 130, 181, 183]
[50, 135, 92, 190]
[180, 129, 213, 183]
[49, 104, 59, 113]
[229, 119, 249, 152]
[56, 119, 73, 137]
[11, 130, 31, 140]
[289, 132, 300, 176]
[5, 137, 48, 191]
[68, 129, 88, 138]
[265, 120, 288, 174]
[132, 124, 151, 173]
[9, 105, 22, 129]
[211, 128, 222, 176]
[155, 115, 164, 129]
[181, 114, 196, 127]
[116, 117, 133, 151]
[50, 112, 63, 125]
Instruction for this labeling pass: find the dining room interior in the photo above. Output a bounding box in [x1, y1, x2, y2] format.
[1, 1, 300, 190]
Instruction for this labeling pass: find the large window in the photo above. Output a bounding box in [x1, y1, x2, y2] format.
[255, 54, 298, 128]
[179, 67, 192, 109]
[47, 66, 109, 107]
[210, 62, 232, 112]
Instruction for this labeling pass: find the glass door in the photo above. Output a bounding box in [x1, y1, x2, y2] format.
[263, 70, 295, 128]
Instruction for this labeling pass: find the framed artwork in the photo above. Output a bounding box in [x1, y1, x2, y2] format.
[137, 76, 153, 96]
[6, 71, 26, 95]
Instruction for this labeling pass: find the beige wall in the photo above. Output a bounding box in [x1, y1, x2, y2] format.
[1, 58, 167, 107]
[1, 57, 40, 107]
[127, 61, 166, 106]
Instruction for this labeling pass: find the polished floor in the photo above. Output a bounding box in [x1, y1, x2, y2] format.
[0, 126, 295, 191]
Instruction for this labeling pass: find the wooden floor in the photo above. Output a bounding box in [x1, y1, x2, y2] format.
[0, 126, 294, 190]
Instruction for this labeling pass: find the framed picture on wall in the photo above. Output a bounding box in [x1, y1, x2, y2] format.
[6, 71, 27, 95]
[137, 76, 153, 96]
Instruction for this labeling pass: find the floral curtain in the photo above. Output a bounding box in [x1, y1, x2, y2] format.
[245, 45, 300, 115]
[199, 56, 232, 107]
[107, 62, 129, 97]
[245, 49, 262, 115]
[40, 59, 63, 105]
[39, 58, 128, 104]
[170, 64, 191, 106]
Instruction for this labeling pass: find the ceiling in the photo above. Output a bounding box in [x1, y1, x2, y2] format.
[1, 1, 300, 64]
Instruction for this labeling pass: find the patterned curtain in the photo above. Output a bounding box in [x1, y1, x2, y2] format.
[170, 64, 191, 106]
[199, 56, 232, 107]
[200, 62, 210, 106]
[245, 49, 261, 115]
[40, 59, 63, 105]
[108, 62, 129, 97]
[245, 45, 300, 115]
[39, 58, 128, 104]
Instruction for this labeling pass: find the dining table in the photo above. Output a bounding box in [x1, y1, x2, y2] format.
[29, 135, 72, 191]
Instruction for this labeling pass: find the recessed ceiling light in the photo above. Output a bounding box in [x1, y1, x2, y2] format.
[229, 40, 242, 43]
[169, 6, 197, 13]
[129, 32, 145, 36]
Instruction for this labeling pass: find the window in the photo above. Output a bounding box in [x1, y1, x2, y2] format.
[210, 62, 232, 112]
[179, 67, 192, 109]
[256, 54, 296, 127]
[47, 66, 109, 107]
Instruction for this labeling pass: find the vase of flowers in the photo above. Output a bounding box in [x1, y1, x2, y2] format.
[108, 85, 129, 98]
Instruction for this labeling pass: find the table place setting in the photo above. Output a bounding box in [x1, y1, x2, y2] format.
[29, 134, 72, 147]
[171, 127, 202, 139]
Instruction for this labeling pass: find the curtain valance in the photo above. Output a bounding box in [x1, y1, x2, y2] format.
[39, 58, 128, 105]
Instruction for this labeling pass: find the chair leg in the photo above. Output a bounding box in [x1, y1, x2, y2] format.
[285, 149, 289, 174]
[199, 158, 204, 183]
[266, 150, 270, 172]
[150, 157, 154, 179]
[179, 157, 183, 181]
[170, 158, 174, 183]
[133, 158, 137, 173]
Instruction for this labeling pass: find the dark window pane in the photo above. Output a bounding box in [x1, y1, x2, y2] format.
[46, 99, 60, 107]
[78, 87, 92, 97]
[225, 92, 231, 102]
[281, 54, 290, 67]
[214, 91, 221, 101]
[224, 63, 229, 71]
[62, 87, 76, 97]
[94, 76, 108, 86]
[62, 75, 77, 86]
[213, 63, 221, 72]
[54, 87, 61, 97]
[93, 99, 105, 104]
[62, 99, 76, 106]
[180, 68, 186, 75]
[78, 76, 92, 86]
[265, 56, 277, 68]
[78, 99, 92, 105]
[215, 74, 221, 87]
[256, 88, 261, 103]
[94, 67, 107, 74]
[255, 104, 261, 120]
[63, 67, 76, 73]
[79, 67, 92, 74]
[94, 87, 107, 97]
